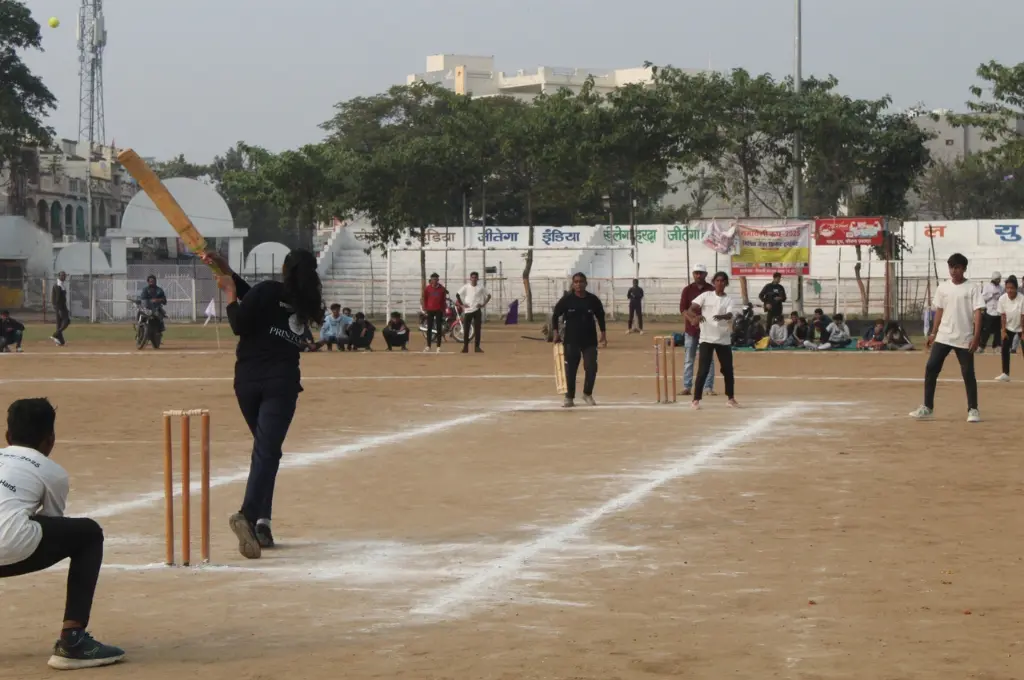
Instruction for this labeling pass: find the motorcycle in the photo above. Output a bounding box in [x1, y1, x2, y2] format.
[419, 297, 474, 344]
[129, 295, 164, 349]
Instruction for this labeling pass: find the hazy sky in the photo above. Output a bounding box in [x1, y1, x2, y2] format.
[21, 0, 1024, 163]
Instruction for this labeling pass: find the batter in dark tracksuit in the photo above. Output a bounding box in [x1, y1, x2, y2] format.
[552, 273, 607, 407]
[204, 249, 323, 560]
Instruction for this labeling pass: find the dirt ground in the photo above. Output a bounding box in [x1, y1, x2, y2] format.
[0, 322, 1022, 680]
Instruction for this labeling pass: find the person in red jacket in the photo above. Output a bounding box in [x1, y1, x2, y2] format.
[678, 264, 715, 396]
[421, 272, 448, 352]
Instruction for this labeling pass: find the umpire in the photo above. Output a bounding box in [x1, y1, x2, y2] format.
[552, 272, 607, 408]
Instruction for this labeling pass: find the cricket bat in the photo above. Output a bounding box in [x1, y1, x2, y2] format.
[116, 148, 225, 275]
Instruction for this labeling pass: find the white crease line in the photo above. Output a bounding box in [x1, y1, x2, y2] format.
[79, 411, 496, 519]
[0, 373, 996, 385]
[0, 350, 222, 357]
[409, 402, 807, 619]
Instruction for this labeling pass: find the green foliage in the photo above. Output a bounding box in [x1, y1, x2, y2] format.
[152, 154, 209, 180]
[0, 0, 57, 213]
[949, 60, 1024, 166]
[917, 155, 1024, 220]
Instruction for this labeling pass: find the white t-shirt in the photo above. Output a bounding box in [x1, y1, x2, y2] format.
[0, 446, 69, 566]
[457, 283, 489, 313]
[693, 291, 734, 345]
[933, 279, 985, 349]
[983, 282, 1004, 316]
[826, 322, 851, 343]
[997, 293, 1024, 333]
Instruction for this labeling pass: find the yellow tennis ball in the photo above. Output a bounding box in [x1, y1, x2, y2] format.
[48, 17, 60, 28]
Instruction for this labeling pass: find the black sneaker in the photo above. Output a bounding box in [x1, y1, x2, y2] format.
[255, 522, 275, 548]
[47, 629, 125, 670]
[228, 512, 261, 559]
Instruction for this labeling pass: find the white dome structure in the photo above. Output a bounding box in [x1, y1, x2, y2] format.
[54, 242, 114, 275]
[243, 241, 290, 276]
[104, 177, 248, 273]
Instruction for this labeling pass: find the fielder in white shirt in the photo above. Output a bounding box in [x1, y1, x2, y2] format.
[685, 271, 740, 410]
[996, 274, 1024, 382]
[456, 271, 491, 353]
[910, 253, 984, 422]
[979, 271, 1004, 353]
[0, 398, 125, 669]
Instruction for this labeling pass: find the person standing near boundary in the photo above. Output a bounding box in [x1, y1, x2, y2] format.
[202, 249, 325, 558]
[687, 271, 740, 410]
[978, 271, 1004, 354]
[456, 271, 490, 353]
[626, 279, 644, 334]
[996, 274, 1024, 382]
[50, 271, 70, 347]
[678, 264, 715, 397]
[421, 272, 447, 353]
[0, 398, 125, 670]
[910, 252, 984, 422]
[552, 272, 607, 408]
[758, 271, 787, 328]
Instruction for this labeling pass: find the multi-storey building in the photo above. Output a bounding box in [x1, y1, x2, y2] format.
[0, 138, 140, 244]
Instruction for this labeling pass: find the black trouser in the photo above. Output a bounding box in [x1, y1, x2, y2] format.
[765, 306, 783, 328]
[383, 329, 408, 349]
[0, 330, 22, 351]
[979, 314, 1002, 349]
[628, 303, 643, 330]
[694, 343, 734, 400]
[0, 516, 104, 627]
[563, 343, 598, 398]
[425, 311, 444, 347]
[235, 382, 299, 524]
[54, 309, 70, 344]
[924, 342, 977, 411]
[348, 330, 374, 350]
[463, 310, 482, 349]
[1002, 331, 1021, 375]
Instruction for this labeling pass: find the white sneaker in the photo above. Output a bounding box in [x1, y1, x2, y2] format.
[422, 346, 430, 353]
[909, 406, 933, 419]
[996, 373, 1010, 382]
[435, 347, 442, 353]
[967, 409, 981, 423]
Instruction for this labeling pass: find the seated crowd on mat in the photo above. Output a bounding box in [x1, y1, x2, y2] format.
[741, 307, 916, 351]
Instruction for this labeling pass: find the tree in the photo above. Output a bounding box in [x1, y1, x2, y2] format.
[916, 155, 1024, 219]
[152, 154, 209, 180]
[949, 60, 1024, 166]
[0, 0, 57, 215]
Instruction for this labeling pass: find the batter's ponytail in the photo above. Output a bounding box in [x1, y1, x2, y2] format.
[282, 249, 325, 328]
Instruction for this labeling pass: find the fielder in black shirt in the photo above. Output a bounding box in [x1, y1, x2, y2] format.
[552, 272, 607, 407]
[202, 249, 325, 560]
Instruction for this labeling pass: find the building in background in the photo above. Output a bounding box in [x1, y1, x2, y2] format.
[0, 139, 138, 247]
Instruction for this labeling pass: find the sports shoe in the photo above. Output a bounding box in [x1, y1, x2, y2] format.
[909, 406, 933, 419]
[996, 373, 1010, 382]
[255, 521, 275, 548]
[967, 408, 982, 423]
[727, 398, 740, 408]
[562, 397, 574, 408]
[228, 512, 261, 559]
[47, 629, 125, 670]
[582, 394, 596, 406]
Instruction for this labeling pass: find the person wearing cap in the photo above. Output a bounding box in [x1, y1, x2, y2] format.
[50, 271, 70, 347]
[678, 265, 715, 396]
[979, 271, 1004, 353]
[758, 272, 787, 328]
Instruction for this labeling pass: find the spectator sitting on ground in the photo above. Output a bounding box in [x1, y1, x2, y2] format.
[814, 313, 852, 350]
[884, 321, 914, 351]
[346, 312, 375, 351]
[0, 310, 24, 353]
[768, 317, 795, 348]
[794, 317, 815, 348]
[319, 303, 347, 351]
[382, 312, 409, 351]
[785, 310, 800, 337]
[811, 308, 832, 344]
[857, 319, 886, 350]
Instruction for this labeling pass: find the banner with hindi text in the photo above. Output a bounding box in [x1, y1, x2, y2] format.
[731, 223, 811, 276]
